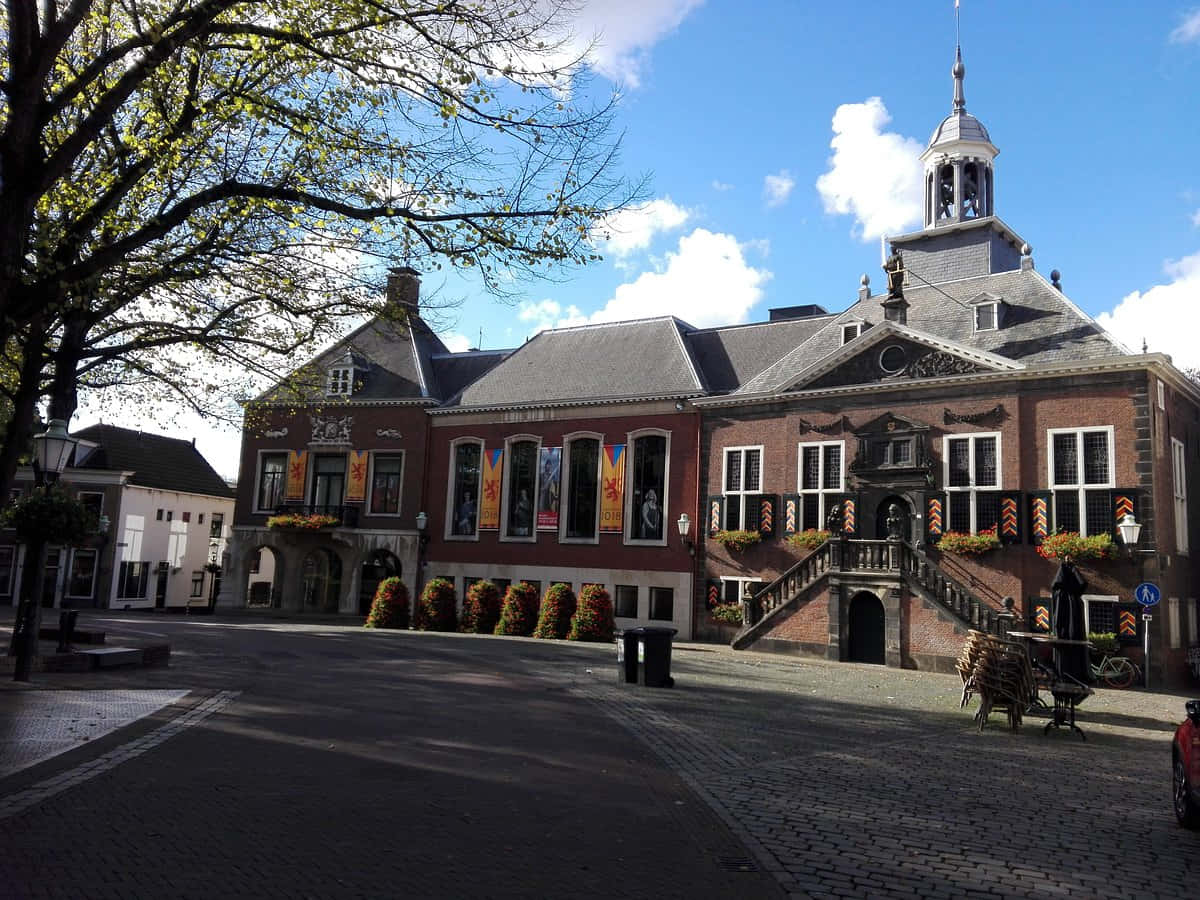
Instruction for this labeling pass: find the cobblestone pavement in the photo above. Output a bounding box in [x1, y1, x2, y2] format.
[1, 612, 1198, 898]
[565, 649, 1200, 899]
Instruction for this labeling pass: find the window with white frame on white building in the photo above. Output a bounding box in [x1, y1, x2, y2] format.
[116, 561, 150, 599]
[191, 571, 205, 597]
[1172, 437, 1188, 555]
[1048, 427, 1113, 536]
[797, 441, 843, 531]
[722, 446, 762, 531]
[945, 433, 1000, 534]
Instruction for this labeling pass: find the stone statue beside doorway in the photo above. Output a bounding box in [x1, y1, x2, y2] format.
[886, 503, 905, 539]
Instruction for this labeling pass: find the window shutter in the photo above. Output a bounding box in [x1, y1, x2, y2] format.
[782, 493, 800, 535]
[706, 495, 725, 536]
[924, 492, 947, 543]
[1028, 491, 1052, 545]
[706, 580, 722, 611]
[1029, 597, 1052, 633]
[999, 491, 1022, 544]
[1116, 604, 1140, 645]
[757, 494, 777, 536]
[1110, 489, 1139, 543]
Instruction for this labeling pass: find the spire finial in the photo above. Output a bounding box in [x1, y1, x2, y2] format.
[952, 2, 966, 113]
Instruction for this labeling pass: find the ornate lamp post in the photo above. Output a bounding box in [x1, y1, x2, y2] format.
[12, 419, 78, 682]
[676, 512, 693, 556]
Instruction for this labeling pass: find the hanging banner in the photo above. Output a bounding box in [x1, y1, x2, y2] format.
[600, 444, 626, 533]
[479, 448, 503, 530]
[346, 450, 369, 502]
[285, 450, 308, 501]
[537, 447, 562, 530]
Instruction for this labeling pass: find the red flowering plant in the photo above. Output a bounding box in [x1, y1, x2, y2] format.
[567, 584, 615, 642]
[936, 526, 1001, 555]
[710, 603, 743, 626]
[363, 577, 410, 630]
[494, 581, 540, 636]
[711, 529, 761, 552]
[533, 583, 577, 640]
[416, 577, 457, 632]
[266, 512, 339, 530]
[786, 529, 831, 551]
[1036, 531, 1115, 561]
[460, 580, 502, 634]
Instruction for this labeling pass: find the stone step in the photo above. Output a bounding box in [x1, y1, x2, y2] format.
[77, 647, 144, 669]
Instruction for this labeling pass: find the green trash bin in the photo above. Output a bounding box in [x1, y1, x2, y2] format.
[616, 626, 677, 688]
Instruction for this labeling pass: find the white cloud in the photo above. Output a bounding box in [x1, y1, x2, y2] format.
[1096, 250, 1200, 366]
[595, 197, 691, 258]
[1192, 208, 1200, 227]
[520, 228, 770, 334]
[711, 180, 734, 192]
[439, 331, 472, 352]
[1169, 9, 1200, 43]
[570, 1, 704, 87]
[815, 97, 924, 241]
[763, 170, 796, 208]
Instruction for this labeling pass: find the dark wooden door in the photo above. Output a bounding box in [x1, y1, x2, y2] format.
[848, 592, 885, 664]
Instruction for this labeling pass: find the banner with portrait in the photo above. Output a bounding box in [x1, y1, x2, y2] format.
[600, 444, 625, 533]
[285, 450, 308, 501]
[345, 450, 369, 502]
[536, 447, 562, 530]
[479, 448, 503, 530]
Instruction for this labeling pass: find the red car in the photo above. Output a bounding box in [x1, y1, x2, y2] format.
[1174, 700, 1200, 828]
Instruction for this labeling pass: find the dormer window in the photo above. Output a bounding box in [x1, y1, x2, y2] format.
[326, 352, 357, 397]
[841, 321, 864, 345]
[969, 293, 1004, 332]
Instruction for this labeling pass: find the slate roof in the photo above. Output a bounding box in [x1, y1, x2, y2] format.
[440, 317, 705, 410]
[72, 424, 234, 498]
[686, 316, 834, 394]
[928, 110, 992, 147]
[430, 349, 511, 401]
[254, 311, 449, 404]
[737, 266, 1127, 397]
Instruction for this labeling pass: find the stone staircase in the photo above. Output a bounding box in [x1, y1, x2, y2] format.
[732, 537, 1005, 651]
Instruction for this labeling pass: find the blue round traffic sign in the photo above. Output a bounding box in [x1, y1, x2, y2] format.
[1134, 582, 1161, 607]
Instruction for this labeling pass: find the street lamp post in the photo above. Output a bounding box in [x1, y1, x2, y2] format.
[12, 419, 78, 682]
[1117, 512, 1151, 688]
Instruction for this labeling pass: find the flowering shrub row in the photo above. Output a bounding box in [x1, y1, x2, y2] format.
[710, 603, 743, 626]
[568, 584, 614, 642]
[533, 583, 577, 639]
[460, 580, 502, 634]
[416, 577, 457, 632]
[364, 577, 410, 630]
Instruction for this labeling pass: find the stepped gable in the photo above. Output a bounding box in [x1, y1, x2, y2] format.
[255, 310, 449, 404]
[439, 317, 705, 411]
[736, 264, 1126, 397]
[686, 315, 832, 394]
[72, 424, 233, 497]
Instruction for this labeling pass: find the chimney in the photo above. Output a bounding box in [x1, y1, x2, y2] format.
[386, 266, 421, 312]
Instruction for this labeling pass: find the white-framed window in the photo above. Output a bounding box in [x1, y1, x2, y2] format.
[720, 576, 767, 607]
[1169, 597, 1181, 649]
[722, 446, 763, 531]
[625, 429, 670, 545]
[500, 435, 540, 541]
[1158, 379, 1166, 411]
[209, 512, 225, 539]
[66, 549, 98, 599]
[327, 366, 353, 397]
[975, 303, 998, 331]
[1082, 594, 1118, 634]
[944, 432, 1001, 533]
[796, 441, 844, 531]
[254, 451, 288, 513]
[1173, 437, 1188, 555]
[116, 561, 150, 599]
[0, 546, 16, 596]
[1048, 427, 1114, 536]
[368, 452, 405, 516]
[446, 438, 483, 540]
[841, 321, 863, 345]
[561, 432, 602, 543]
[309, 453, 346, 508]
[190, 571, 205, 597]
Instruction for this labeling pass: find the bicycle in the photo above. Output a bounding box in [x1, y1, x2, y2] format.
[1090, 652, 1141, 689]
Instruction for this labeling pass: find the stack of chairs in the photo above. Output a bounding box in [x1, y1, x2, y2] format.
[957, 630, 1037, 732]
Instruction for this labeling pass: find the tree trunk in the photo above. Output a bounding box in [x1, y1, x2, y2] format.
[0, 316, 47, 501]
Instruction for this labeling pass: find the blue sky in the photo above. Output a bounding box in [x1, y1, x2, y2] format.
[76, 2, 1200, 478]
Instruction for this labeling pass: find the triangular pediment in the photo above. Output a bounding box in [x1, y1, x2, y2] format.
[784, 321, 1022, 393]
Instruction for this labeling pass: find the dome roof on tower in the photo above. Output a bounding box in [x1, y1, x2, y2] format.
[927, 110, 992, 148]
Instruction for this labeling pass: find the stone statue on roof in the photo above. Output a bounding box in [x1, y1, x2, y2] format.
[883, 250, 905, 300]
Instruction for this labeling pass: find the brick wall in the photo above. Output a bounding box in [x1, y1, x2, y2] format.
[903, 592, 968, 669]
[761, 585, 830, 646]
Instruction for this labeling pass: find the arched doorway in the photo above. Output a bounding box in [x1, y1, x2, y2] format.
[301, 549, 343, 614]
[847, 591, 885, 664]
[244, 545, 283, 608]
[874, 495, 912, 541]
[359, 550, 402, 615]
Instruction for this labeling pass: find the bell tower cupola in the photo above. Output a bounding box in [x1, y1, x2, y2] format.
[920, 43, 998, 229]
